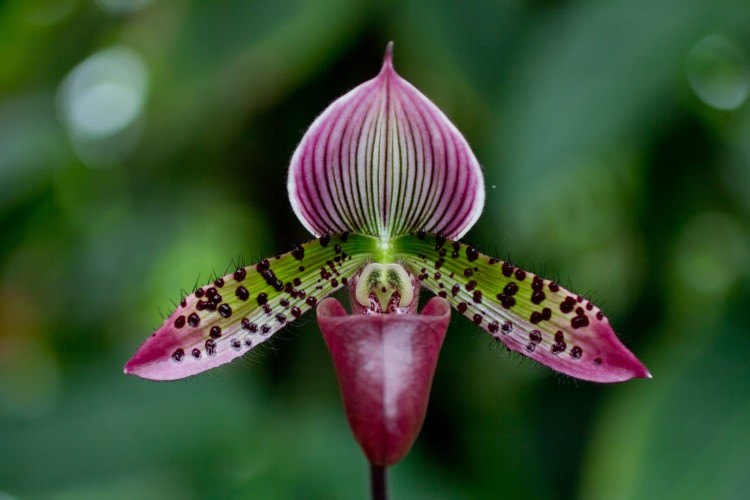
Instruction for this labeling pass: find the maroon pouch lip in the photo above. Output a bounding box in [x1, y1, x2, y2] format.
[317, 297, 451, 466]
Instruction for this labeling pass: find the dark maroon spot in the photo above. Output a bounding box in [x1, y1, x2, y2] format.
[276, 313, 286, 324]
[451, 284, 461, 296]
[299, 266, 305, 272]
[472, 290, 482, 303]
[298, 290, 306, 298]
[435, 234, 447, 250]
[571, 315, 589, 329]
[236, 286, 249, 301]
[586, 302, 593, 311]
[172, 348, 185, 362]
[438, 290, 448, 298]
[434, 272, 442, 280]
[180, 297, 187, 308]
[293, 277, 302, 287]
[501, 262, 514, 277]
[560, 297, 576, 314]
[260, 324, 271, 334]
[439, 248, 447, 257]
[319, 235, 331, 247]
[214, 278, 224, 288]
[234, 268, 247, 281]
[174, 316, 186, 329]
[231, 339, 242, 350]
[551, 342, 566, 354]
[452, 241, 461, 257]
[532, 276, 544, 291]
[206, 287, 217, 299]
[334, 244, 342, 254]
[416, 230, 426, 240]
[435, 258, 445, 269]
[500, 296, 516, 309]
[570, 346, 583, 359]
[594, 357, 602, 365]
[531, 290, 546, 305]
[205, 339, 217, 356]
[263, 304, 272, 314]
[331, 278, 339, 288]
[341, 277, 348, 286]
[418, 273, 427, 281]
[465, 280, 477, 291]
[577, 296, 584, 303]
[188, 313, 200, 327]
[292, 244, 305, 261]
[548, 282, 560, 292]
[340, 232, 349, 242]
[529, 330, 542, 343]
[218, 304, 232, 318]
[514, 269, 527, 281]
[280, 298, 290, 308]
[210, 326, 222, 339]
[192, 348, 201, 359]
[530, 311, 543, 324]
[306, 296, 317, 307]
[195, 288, 205, 298]
[542, 308, 551, 320]
[526, 343, 536, 352]
[472, 314, 482, 325]
[596, 311, 604, 321]
[464, 268, 473, 277]
[291, 306, 301, 318]
[501, 322, 512, 333]
[457, 302, 468, 313]
[245, 338, 253, 347]
[466, 246, 479, 262]
[576, 307, 584, 316]
[489, 258, 498, 265]
[242, 319, 258, 333]
[256, 293, 268, 306]
[503, 282, 519, 296]
[554, 331, 564, 343]
[488, 321, 499, 333]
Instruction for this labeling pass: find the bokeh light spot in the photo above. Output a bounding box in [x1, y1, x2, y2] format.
[686, 35, 750, 111]
[58, 46, 148, 140]
[96, 0, 154, 15]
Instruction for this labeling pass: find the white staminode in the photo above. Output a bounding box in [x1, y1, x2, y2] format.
[355, 263, 414, 311]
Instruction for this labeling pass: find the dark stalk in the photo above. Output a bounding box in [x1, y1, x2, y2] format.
[370, 463, 387, 500]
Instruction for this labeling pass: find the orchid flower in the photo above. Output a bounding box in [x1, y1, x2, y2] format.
[125, 43, 649, 475]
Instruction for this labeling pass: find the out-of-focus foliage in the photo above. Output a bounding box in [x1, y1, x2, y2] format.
[1, 0, 749, 498]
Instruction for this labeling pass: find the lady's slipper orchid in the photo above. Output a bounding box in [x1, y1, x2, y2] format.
[126, 43, 649, 469]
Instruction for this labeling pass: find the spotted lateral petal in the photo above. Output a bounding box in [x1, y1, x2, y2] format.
[392, 233, 651, 383]
[125, 233, 378, 381]
[288, 43, 484, 240]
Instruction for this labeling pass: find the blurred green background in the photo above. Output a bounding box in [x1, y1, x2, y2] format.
[1, 0, 749, 498]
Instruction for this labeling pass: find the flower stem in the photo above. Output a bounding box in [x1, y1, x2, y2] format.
[370, 463, 388, 500]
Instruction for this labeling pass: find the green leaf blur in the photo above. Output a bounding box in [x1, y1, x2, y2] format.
[1, 0, 748, 498]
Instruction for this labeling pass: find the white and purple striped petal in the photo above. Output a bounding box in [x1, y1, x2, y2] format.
[288, 43, 484, 240]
